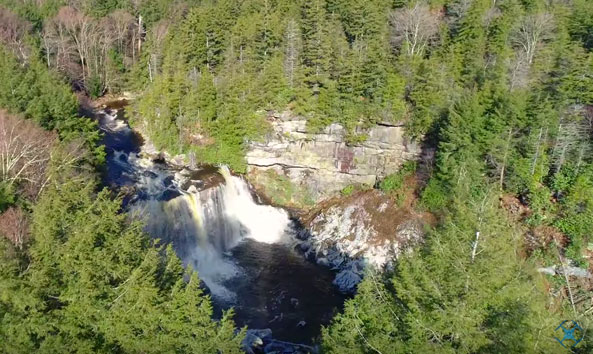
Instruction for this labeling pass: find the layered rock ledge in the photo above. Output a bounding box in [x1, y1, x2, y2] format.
[246, 112, 421, 201]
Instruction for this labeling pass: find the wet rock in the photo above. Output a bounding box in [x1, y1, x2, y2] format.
[181, 178, 205, 191]
[299, 191, 426, 293]
[158, 189, 181, 201]
[298, 241, 311, 253]
[163, 175, 175, 188]
[538, 265, 592, 278]
[333, 270, 362, 293]
[179, 168, 192, 176]
[326, 251, 345, 269]
[142, 170, 158, 179]
[296, 320, 306, 328]
[174, 171, 189, 187]
[249, 328, 273, 340]
[263, 340, 314, 354]
[243, 334, 263, 354]
[242, 329, 273, 354]
[296, 228, 311, 241]
[186, 185, 198, 194]
[316, 257, 329, 267]
[152, 153, 166, 164]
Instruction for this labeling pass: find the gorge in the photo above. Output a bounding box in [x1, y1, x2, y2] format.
[97, 101, 350, 348]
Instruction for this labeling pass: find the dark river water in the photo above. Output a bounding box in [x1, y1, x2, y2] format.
[96, 101, 346, 345]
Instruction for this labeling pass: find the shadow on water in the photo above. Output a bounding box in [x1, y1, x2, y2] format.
[216, 237, 348, 345]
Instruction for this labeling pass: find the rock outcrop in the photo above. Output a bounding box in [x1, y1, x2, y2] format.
[297, 190, 429, 293]
[242, 328, 315, 354]
[246, 112, 421, 201]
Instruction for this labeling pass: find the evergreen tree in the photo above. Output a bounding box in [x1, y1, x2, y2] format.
[324, 183, 563, 353]
[196, 68, 218, 125]
[300, 0, 331, 89]
[0, 145, 243, 353]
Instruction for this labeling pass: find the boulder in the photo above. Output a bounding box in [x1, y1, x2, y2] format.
[242, 329, 273, 354]
[333, 270, 362, 293]
[263, 340, 314, 354]
[299, 190, 427, 293]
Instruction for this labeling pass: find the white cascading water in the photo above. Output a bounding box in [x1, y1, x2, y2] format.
[98, 106, 293, 299]
[130, 164, 292, 300]
[218, 167, 291, 244]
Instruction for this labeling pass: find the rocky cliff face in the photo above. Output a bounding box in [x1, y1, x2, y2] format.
[246, 112, 421, 201]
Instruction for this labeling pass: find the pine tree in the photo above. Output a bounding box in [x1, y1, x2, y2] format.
[0, 146, 243, 353]
[323, 182, 563, 353]
[196, 68, 218, 125]
[258, 53, 289, 109]
[300, 0, 331, 89]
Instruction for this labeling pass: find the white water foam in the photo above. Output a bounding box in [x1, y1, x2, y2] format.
[129, 164, 291, 300]
[219, 166, 291, 244]
[99, 107, 294, 300]
[98, 109, 129, 132]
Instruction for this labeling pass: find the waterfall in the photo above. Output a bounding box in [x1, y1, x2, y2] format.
[217, 166, 292, 245]
[130, 165, 291, 300]
[99, 105, 347, 344]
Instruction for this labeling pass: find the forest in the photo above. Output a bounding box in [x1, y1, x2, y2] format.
[0, 0, 592, 353]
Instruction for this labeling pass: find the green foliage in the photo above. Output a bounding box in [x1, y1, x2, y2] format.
[324, 185, 563, 353]
[554, 165, 593, 266]
[569, 0, 593, 50]
[340, 184, 355, 197]
[322, 272, 404, 354]
[420, 178, 448, 211]
[406, 57, 451, 137]
[378, 161, 416, 206]
[0, 150, 243, 352]
[379, 161, 416, 194]
[0, 182, 16, 213]
[2, 0, 593, 351]
[0, 46, 104, 165]
[87, 74, 103, 99]
[250, 169, 315, 208]
[129, 0, 401, 163]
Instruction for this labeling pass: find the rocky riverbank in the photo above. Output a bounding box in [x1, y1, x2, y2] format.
[293, 189, 431, 293]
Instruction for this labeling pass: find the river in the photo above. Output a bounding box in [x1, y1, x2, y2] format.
[96, 101, 346, 346]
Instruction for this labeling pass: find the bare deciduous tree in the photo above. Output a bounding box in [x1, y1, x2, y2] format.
[390, 2, 441, 57]
[0, 8, 31, 61]
[0, 111, 56, 199]
[512, 13, 554, 66]
[284, 19, 301, 88]
[552, 109, 591, 174]
[0, 207, 29, 248]
[43, 6, 116, 92]
[509, 13, 554, 89]
[144, 20, 170, 81]
[107, 10, 136, 59]
[43, 7, 90, 81]
[41, 6, 140, 91]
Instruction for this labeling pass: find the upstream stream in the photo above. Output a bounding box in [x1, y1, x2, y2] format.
[97, 101, 346, 346]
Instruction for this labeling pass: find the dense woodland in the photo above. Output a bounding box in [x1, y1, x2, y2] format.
[1, 0, 593, 352]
